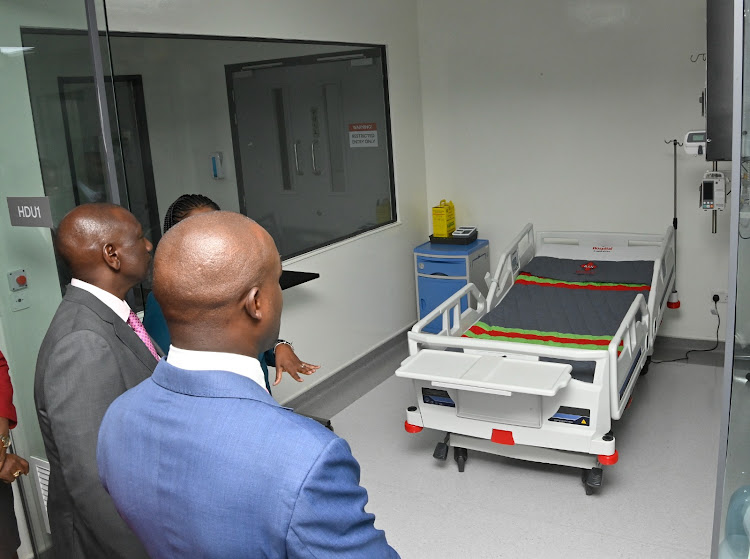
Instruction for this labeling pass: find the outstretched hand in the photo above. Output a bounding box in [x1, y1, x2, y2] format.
[273, 344, 320, 386]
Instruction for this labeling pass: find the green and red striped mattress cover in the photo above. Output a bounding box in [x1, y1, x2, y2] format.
[463, 257, 654, 353]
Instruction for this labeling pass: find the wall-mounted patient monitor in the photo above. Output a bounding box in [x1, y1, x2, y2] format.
[700, 171, 726, 211]
[684, 131, 707, 156]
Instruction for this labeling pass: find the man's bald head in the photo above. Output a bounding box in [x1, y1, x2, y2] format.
[153, 211, 282, 355]
[56, 203, 152, 297]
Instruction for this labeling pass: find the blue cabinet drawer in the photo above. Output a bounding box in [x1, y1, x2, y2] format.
[416, 255, 467, 277]
[417, 276, 468, 333]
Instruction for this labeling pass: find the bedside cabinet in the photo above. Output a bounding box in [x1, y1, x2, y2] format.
[414, 239, 490, 334]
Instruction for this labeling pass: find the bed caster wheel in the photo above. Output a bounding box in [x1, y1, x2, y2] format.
[582, 467, 603, 496]
[433, 441, 449, 461]
[640, 356, 652, 376]
[454, 447, 468, 472]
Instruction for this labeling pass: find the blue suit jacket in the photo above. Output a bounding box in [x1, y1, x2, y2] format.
[97, 360, 399, 559]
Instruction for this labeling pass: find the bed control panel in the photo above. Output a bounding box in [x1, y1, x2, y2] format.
[549, 406, 591, 426]
[422, 387, 456, 408]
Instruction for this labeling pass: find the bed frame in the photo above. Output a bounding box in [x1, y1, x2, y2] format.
[396, 223, 676, 494]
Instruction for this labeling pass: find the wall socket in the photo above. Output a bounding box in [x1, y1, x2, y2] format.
[711, 290, 728, 304]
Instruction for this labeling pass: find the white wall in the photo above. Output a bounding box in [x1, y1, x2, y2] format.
[417, 0, 727, 341]
[106, 0, 428, 402]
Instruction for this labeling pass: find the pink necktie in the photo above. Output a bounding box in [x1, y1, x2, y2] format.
[127, 310, 160, 361]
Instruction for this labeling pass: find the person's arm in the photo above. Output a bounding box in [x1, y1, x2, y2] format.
[43, 331, 148, 558]
[0, 351, 17, 470]
[287, 437, 399, 558]
[0, 353, 27, 484]
[272, 342, 320, 386]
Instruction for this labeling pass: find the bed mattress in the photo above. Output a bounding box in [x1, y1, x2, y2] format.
[463, 257, 654, 382]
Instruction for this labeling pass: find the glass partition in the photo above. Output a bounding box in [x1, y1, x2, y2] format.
[22, 29, 161, 310]
[714, 3, 750, 558]
[0, 0, 122, 554]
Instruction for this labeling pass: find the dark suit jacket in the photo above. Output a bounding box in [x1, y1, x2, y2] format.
[35, 286, 158, 559]
[98, 360, 399, 558]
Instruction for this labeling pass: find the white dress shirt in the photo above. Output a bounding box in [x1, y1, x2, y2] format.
[167, 345, 268, 393]
[71, 278, 131, 322]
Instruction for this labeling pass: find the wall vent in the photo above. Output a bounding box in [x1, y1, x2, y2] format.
[29, 457, 51, 534]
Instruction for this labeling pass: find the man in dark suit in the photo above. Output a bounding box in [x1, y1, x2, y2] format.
[35, 203, 157, 558]
[98, 212, 399, 558]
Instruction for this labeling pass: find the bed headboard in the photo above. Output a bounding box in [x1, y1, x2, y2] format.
[535, 230, 668, 261]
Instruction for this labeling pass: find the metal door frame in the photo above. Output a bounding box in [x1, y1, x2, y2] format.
[57, 74, 161, 246]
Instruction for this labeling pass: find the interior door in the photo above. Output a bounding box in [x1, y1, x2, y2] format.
[229, 52, 392, 258]
[233, 67, 333, 256]
[58, 76, 159, 310]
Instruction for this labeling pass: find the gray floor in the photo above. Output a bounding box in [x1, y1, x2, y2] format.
[316, 341, 722, 558]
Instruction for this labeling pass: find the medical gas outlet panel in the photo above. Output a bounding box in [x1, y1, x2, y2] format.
[414, 240, 490, 334]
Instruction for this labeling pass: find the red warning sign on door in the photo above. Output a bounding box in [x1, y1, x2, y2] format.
[349, 122, 378, 147]
[348, 123, 377, 131]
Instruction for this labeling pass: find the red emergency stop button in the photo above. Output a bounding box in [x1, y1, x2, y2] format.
[16, 275, 27, 286]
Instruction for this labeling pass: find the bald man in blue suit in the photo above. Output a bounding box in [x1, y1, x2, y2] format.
[97, 212, 398, 558]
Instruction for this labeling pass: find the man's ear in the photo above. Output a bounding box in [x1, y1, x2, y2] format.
[243, 286, 261, 320]
[102, 243, 121, 271]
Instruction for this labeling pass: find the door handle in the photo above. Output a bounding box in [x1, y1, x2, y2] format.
[311, 140, 323, 176]
[293, 141, 304, 175]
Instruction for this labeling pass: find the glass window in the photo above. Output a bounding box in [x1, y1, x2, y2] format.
[28, 32, 398, 261]
[226, 46, 396, 258]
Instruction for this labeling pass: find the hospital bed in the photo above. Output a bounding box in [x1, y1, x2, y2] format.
[396, 223, 675, 495]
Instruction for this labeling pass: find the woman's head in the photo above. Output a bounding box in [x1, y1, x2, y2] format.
[163, 194, 220, 233]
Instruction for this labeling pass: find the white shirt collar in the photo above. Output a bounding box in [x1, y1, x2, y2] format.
[166, 345, 269, 393]
[71, 278, 131, 322]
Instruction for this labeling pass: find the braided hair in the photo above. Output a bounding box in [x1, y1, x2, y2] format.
[163, 194, 221, 233]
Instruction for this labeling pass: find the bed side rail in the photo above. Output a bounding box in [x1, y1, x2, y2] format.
[609, 293, 649, 420]
[408, 320, 610, 365]
[409, 283, 486, 354]
[485, 223, 535, 311]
